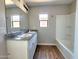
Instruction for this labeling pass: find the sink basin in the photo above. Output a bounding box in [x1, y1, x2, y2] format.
[17, 33, 33, 38]
[15, 31, 36, 40]
[23, 33, 32, 37]
[12, 31, 36, 40]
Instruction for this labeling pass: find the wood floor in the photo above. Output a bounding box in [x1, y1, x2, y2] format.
[33, 45, 65, 59]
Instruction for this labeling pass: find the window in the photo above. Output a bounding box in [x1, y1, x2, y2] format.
[39, 14, 48, 27]
[11, 15, 20, 28]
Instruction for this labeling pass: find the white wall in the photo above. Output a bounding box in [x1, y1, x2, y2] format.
[68, 1, 76, 14]
[56, 13, 75, 59]
[56, 1, 76, 59]
[56, 13, 75, 52]
[29, 5, 69, 45]
[73, 0, 78, 59]
[0, 0, 7, 59]
[6, 7, 29, 33]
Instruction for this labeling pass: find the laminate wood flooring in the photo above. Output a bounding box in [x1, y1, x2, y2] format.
[33, 45, 65, 59]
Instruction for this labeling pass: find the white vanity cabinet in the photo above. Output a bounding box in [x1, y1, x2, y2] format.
[28, 34, 37, 59]
[6, 33, 37, 59]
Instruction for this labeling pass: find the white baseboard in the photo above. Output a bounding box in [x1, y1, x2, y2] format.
[56, 45, 67, 59]
[37, 43, 56, 46]
[56, 40, 73, 59]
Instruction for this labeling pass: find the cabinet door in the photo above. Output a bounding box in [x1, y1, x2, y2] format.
[33, 34, 37, 50]
[28, 34, 37, 59]
[7, 40, 28, 59]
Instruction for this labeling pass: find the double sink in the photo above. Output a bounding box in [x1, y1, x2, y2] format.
[15, 31, 36, 40]
[6, 31, 36, 40]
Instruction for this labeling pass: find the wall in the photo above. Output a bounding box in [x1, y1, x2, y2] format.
[73, 0, 78, 59]
[56, 13, 75, 52]
[56, 13, 75, 59]
[29, 5, 69, 45]
[0, 0, 7, 59]
[56, 1, 76, 59]
[6, 6, 29, 33]
[68, 0, 76, 14]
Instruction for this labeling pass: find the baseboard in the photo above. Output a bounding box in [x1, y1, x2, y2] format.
[56, 45, 67, 59]
[56, 40, 73, 59]
[37, 43, 56, 46]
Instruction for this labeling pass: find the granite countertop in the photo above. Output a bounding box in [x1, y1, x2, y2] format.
[5, 31, 37, 41]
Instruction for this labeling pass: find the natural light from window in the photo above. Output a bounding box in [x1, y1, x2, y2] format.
[39, 14, 48, 27]
[11, 15, 20, 28]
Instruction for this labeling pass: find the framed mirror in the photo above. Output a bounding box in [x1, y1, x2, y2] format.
[5, 0, 29, 34]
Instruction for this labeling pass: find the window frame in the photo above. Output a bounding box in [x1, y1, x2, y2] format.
[39, 14, 48, 27]
[11, 15, 20, 28]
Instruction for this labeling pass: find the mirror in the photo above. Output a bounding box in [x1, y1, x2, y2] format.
[5, 0, 29, 34]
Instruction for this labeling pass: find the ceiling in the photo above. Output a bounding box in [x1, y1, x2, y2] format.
[25, 0, 74, 6]
[5, 0, 74, 7]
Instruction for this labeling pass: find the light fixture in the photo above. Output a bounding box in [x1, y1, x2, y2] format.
[5, 0, 14, 5]
[28, 0, 55, 2]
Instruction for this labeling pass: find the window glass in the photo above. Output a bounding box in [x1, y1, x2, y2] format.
[11, 15, 20, 28]
[12, 22, 20, 28]
[39, 14, 48, 27]
[40, 21, 47, 27]
[39, 14, 48, 20]
[11, 15, 20, 21]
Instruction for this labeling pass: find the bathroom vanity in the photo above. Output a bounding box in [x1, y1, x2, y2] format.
[6, 31, 37, 59]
